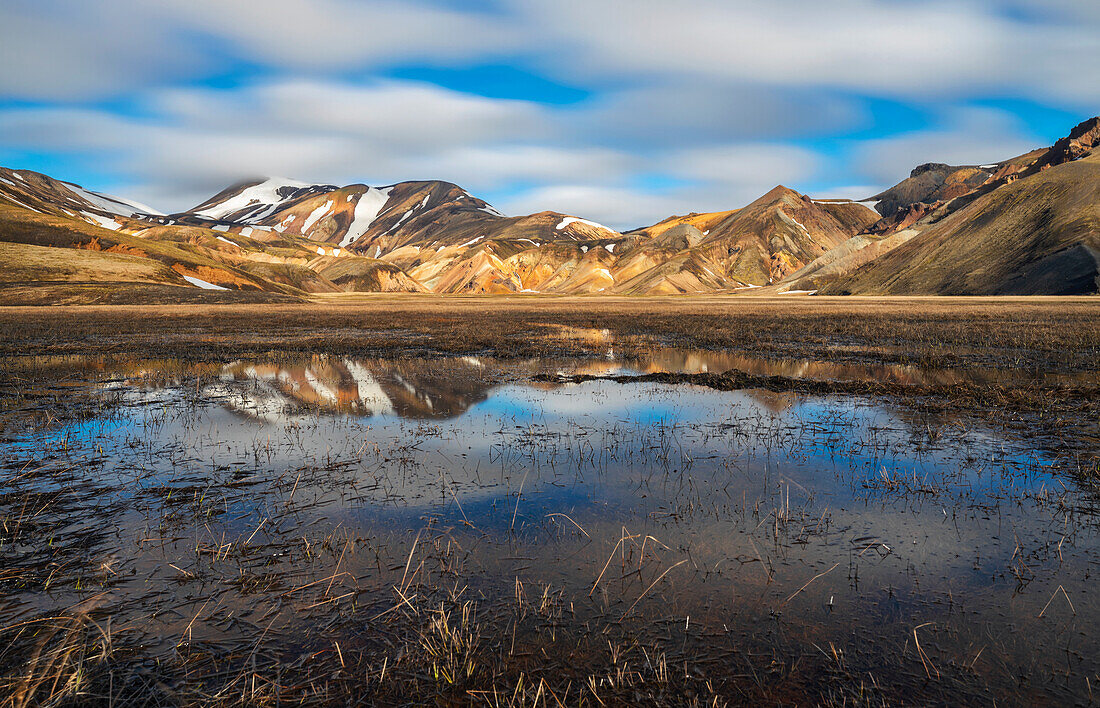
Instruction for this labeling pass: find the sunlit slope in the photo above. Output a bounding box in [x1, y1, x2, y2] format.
[696, 186, 869, 283]
[781, 116, 1100, 295]
[820, 151, 1100, 295]
[1, 115, 1096, 298]
[0, 201, 425, 298]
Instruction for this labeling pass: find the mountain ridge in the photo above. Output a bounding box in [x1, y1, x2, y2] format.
[1, 116, 1097, 301]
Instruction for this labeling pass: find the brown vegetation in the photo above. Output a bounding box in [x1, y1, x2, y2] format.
[0, 296, 1095, 368]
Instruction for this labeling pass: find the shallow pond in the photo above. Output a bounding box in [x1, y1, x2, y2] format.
[1, 351, 1097, 705]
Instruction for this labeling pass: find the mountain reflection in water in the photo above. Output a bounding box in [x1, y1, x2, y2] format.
[1, 347, 1097, 705]
[206, 356, 493, 421]
[185, 346, 1095, 422]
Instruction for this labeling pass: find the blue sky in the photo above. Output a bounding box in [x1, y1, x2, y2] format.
[0, 0, 1097, 229]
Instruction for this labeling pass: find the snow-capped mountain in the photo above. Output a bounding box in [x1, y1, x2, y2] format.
[187, 177, 334, 223]
[0, 166, 161, 232]
[171, 178, 506, 250]
[2, 115, 1096, 301]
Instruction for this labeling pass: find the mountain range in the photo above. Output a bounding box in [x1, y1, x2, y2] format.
[1, 116, 1096, 303]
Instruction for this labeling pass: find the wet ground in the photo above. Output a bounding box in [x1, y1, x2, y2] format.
[1, 341, 1098, 705]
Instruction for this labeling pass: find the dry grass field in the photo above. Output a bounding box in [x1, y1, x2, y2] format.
[0, 292, 1091, 353]
[1, 294, 1097, 367]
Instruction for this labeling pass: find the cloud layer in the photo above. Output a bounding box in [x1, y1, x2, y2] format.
[1, 0, 1097, 227]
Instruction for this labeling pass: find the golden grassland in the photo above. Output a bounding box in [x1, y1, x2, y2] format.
[0, 295, 1096, 368]
[0, 240, 175, 284]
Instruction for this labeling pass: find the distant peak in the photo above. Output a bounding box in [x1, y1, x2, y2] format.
[1067, 116, 1100, 141]
[765, 184, 801, 197]
[747, 185, 804, 207]
[254, 175, 314, 189]
[186, 176, 336, 221]
[910, 163, 951, 177]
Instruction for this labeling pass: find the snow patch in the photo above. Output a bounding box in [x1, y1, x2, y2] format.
[216, 236, 237, 247]
[182, 275, 227, 290]
[192, 177, 316, 221]
[339, 187, 391, 248]
[556, 216, 615, 233]
[302, 199, 333, 233]
[778, 209, 809, 234]
[1, 194, 40, 212]
[212, 224, 230, 232]
[460, 235, 485, 247]
[385, 207, 415, 234]
[604, 243, 616, 253]
[81, 212, 123, 231]
[64, 182, 162, 216]
[274, 214, 296, 233]
[240, 227, 254, 237]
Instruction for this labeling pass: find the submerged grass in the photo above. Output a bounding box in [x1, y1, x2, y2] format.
[0, 301, 1097, 706]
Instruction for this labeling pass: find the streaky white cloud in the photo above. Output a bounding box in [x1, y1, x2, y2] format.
[412, 145, 638, 190]
[500, 185, 692, 231]
[150, 80, 551, 148]
[0, 1, 206, 99]
[512, 0, 1099, 103]
[498, 143, 819, 229]
[163, 0, 518, 69]
[662, 144, 818, 189]
[2, 0, 1095, 228]
[5, 0, 1097, 107]
[580, 83, 865, 145]
[810, 185, 886, 202]
[0, 0, 518, 100]
[0, 80, 634, 213]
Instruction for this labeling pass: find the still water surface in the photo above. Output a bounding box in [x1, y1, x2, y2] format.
[1, 351, 1096, 703]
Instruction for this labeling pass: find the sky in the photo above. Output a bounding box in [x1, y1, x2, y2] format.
[0, 0, 1097, 230]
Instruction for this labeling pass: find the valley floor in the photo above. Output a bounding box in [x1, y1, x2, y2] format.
[1, 296, 1098, 706]
[2, 294, 1097, 370]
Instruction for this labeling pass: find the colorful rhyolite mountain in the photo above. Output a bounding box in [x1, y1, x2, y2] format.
[0, 117, 1097, 302]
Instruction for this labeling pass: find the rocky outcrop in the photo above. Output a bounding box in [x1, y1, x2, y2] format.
[1026, 116, 1100, 174]
[867, 163, 997, 218]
